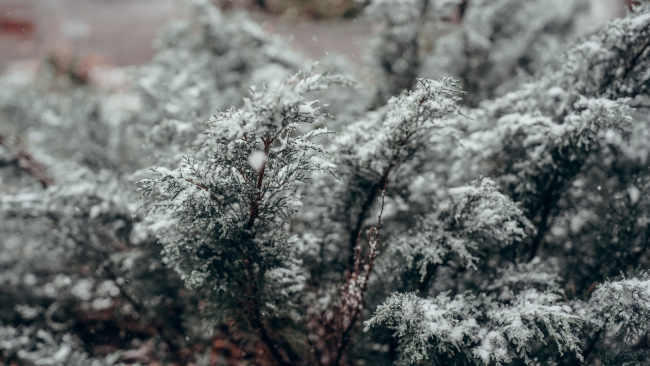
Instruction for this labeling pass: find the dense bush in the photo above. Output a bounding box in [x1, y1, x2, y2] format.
[1, 0, 649, 365]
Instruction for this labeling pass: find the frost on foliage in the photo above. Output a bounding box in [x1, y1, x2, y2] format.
[300, 77, 464, 272]
[472, 2, 650, 119]
[0, 74, 141, 173]
[540, 121, 650, 288]
[559, 2, 650, 99]
[481, 97, 632, 208]
[391, 178, 532, 280]
[0, 161, 195, 364]
[474, 290, 581, 365]
[586, 272, 650, 343]
[416, 5, 649, 193]
[365, 289, 581, 365]
[450, 35, 638, 246]
[0, 164, 137, 288]
[364, 292, 479, 363]
[432, 4, 650, 264]
[335, 78, 464, 174]
[314, 54, 373, 129]
[1, 1, 649, 364]
[262, 262, 307, 316]
[139, 70, 347, 308]
[486, 257, 562, 293]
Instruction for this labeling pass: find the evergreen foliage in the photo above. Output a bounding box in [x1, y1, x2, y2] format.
[0, 0, 649, 365]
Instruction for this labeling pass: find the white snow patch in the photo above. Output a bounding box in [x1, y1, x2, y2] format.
[248, 151, 268, 170]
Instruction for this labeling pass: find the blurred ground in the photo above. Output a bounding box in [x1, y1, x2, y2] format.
[0, 0, 185, 69]
[0, 0, 627, 72]
[0, 0, 372, 72]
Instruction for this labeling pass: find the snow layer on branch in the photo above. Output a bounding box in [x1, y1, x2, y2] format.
[476, 2, 650, 117]
[364, 292, 479, 362]
[486, 257, 562, 293]
[586, 272, 650, 342]
[334, 78, 464, 174]
[391, 178, 532, 280]
[365, 289, 581, 365]
[475, 290, 581, 365]
[430, 4, 649, 194]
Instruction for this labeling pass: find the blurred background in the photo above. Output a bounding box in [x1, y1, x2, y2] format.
[0, 0, 628, 74]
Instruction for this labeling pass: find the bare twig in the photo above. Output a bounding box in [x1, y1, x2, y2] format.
[0, 131, 53, 188]
[185, 178, 223, 209]
[310, 174, 389, 366]
[347, 165, 393, 272]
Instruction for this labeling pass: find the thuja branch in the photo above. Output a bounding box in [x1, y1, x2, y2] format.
[241, 135, 301, 365]
[185, 178, 223, 208]
[345, 84, 445, 273]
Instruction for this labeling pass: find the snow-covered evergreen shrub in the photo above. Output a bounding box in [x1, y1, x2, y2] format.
[420, 0, 588, 106]
[0, 1, 304, 363]
[365, 0, 588, 106]
[1, 0, 650, 365]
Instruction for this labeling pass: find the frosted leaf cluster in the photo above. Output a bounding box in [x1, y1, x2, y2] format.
[486, 257, 563, 293]
[391, 178, 532, 280]
[365, 289, 581, 365]
[334, 78, 463, 173]
[586, 272, 650, 343]
[135, 0, 306, 166]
